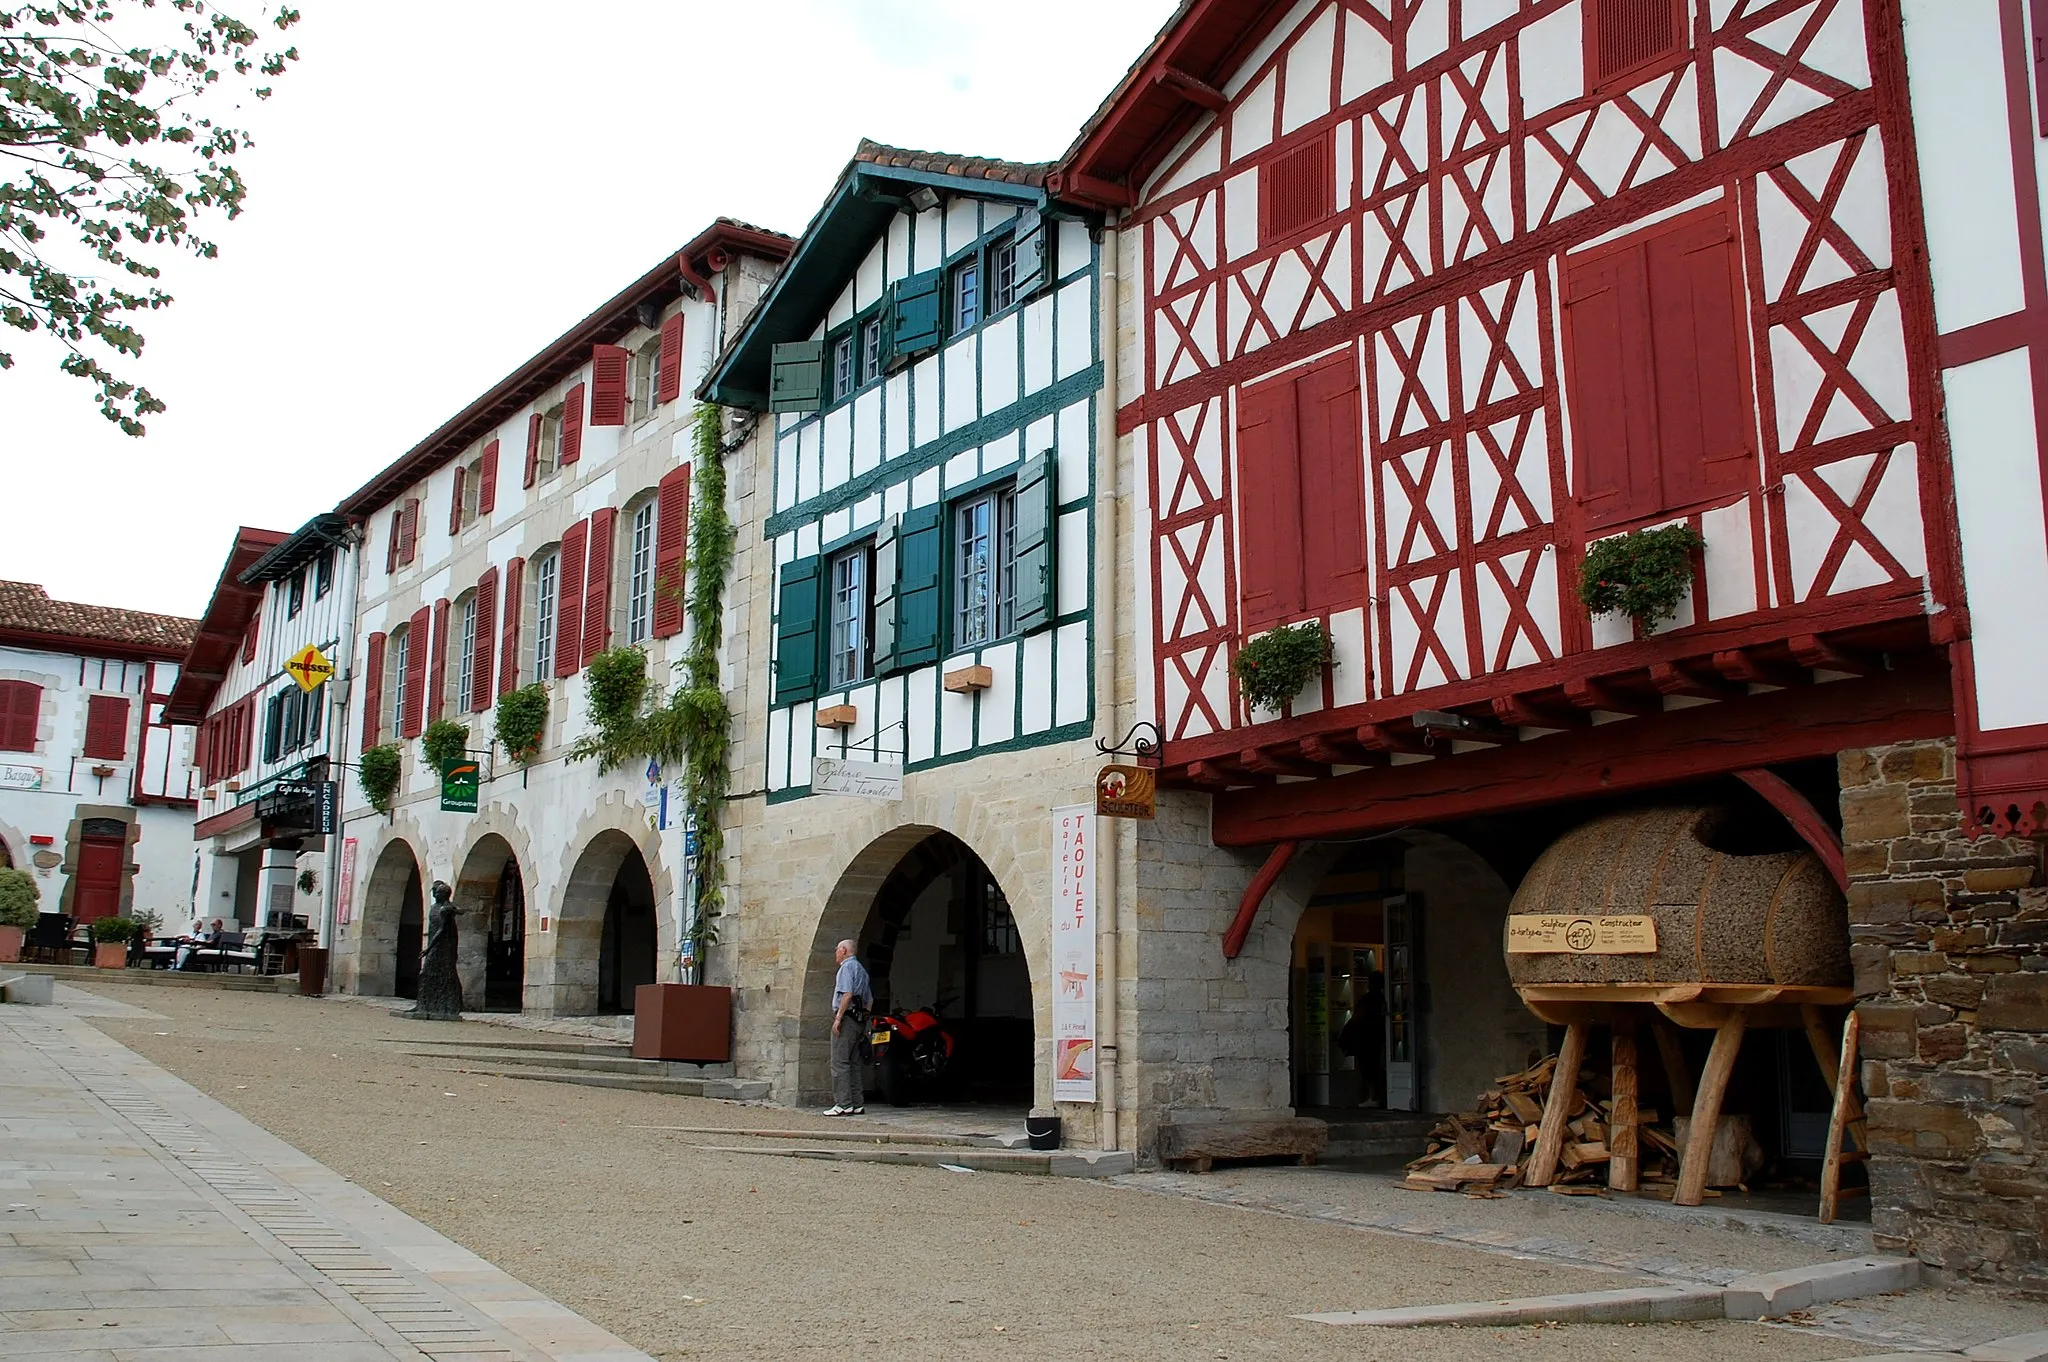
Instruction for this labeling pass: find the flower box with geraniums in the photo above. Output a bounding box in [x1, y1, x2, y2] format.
[1578, 524, 1706, 632]
[358, 743, 402, 815]
[421, 719, 470, 777]
[1233, 621, 1334, 716]
[90, 916, 138, 969]
[0, 867, 38, 963]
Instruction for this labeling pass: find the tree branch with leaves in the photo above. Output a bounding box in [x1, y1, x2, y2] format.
[2, 0, 300, 433]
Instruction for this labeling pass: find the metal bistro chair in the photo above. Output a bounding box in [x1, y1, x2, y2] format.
[23, 913, 73, 964]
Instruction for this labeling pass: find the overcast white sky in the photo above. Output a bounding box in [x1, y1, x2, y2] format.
[2, 0, 1176, 619]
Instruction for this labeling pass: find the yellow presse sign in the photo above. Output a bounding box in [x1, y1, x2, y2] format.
[284, 644, 335, 694]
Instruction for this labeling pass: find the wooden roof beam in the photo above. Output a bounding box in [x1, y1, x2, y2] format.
[1155, 65, 1229, 111]
[1565, 677, 1661, 717]
[1650, 661, 1744, 700]
[1714, 648, 1811, 688]
[1493, 695, 1590, 730]
[1240, 745, 1328, 778]
[1790, 634, 1882, 676]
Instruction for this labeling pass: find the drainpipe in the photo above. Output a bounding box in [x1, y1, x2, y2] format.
[1093, 218, 1123, 1153]
[321, 525, 364, 952]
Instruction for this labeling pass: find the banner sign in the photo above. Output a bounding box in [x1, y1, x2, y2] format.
[440, 760, 480, 814]
[1052, 804, 1097, 1103]
[812, 756, 904, 801]
[1094, 764, 1156, 820]
[337, 837, 358, 926]
[0, 763, 43, 791]
[1506, 914, 1659, 955]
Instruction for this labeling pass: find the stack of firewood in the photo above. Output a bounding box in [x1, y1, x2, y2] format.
[1399, 1055, 1682, 1195]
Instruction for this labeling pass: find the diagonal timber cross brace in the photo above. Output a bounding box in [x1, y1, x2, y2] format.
[1222, 840, 1300, 959]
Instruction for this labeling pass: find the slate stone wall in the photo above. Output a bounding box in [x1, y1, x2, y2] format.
[1842, 738, 2047, 1290]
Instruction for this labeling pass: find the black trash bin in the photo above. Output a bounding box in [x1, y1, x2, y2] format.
[1026, 1115, 1061, 1151]
[297, 946, 329, 998]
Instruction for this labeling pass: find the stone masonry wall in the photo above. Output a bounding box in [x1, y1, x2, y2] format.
[1842, 738, 2048, 1291]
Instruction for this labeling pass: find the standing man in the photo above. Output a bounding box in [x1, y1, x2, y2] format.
[827, 938, 872, 1116]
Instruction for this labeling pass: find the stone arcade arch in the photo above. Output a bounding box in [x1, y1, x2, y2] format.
[357, 838, 426, 1000]
[452, 833, 525, 1012]
[553, 829, 659, 1016]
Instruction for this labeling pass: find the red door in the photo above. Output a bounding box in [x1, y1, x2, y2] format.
[72, 835, 125, 923]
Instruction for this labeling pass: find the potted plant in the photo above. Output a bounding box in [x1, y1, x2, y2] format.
[1233, 620, 1334, 715]
[1578, 524, 1706, 630]
[0, 867, 38, 962]
[90, 916, 138, 968]
[129, 907, 163, 965]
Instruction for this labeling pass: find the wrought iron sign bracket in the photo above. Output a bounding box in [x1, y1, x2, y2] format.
[1096, 720, 1162, 768]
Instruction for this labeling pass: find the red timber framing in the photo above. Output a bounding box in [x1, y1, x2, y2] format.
[1066, 0, 1971, 809]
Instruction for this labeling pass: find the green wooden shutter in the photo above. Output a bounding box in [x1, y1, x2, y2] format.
[773, 555, 823, 704]
[1012, 210, 1051, 299]
[890, 503, 944, 670]
[1012, 450, 1058, 634]
[770, 341, 823, 413]
[890, 269, 942, 362]
[871, 519, 900, 672]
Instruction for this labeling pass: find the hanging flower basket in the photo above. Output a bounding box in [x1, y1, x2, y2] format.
[1578, 525, 1706, 629]
[1234, 621, 1333, 714]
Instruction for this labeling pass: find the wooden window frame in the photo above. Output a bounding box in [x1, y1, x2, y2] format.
[826, 540, 875, 690]
[950, 256, 981, 336]
[986, 234, 1021, 313]
[1584, 0, 1690, 97]
[313, 549, 334, 599]
[456, 594, 477, 715]
[625, 499, 657, 646]
[532, 551, 559, 679]
[389, 625, 409, 743]
[951, 484, 1019, 650]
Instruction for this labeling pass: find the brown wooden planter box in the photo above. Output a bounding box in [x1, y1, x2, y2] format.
[0, 924, 22, 963]
[93, 942, 127, 969]
[633, 983, 732, 1063]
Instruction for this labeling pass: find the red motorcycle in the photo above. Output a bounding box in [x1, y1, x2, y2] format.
[866, 1004, 957, 1106]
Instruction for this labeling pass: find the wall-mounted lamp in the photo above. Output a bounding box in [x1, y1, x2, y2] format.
[1409, 708, 1515, 746]
[906, 185, 942, 213]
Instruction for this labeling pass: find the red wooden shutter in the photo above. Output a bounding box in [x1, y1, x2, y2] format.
[428, 597, 450, 723]
[83, 695, 130, 760]
[561, 383, 586, 465]
[1296, 359, 1368, 613]
[1234, 377, 1307, 630]
[194, 718, 213, 784]
[499, 557, 524, 695]
[0, 680, 41, 751]
[1645, 208, 1754, 507]
[236, 695, 256, 774]
[523, 414, 543, 488]
[555, 519, 588, 677]
[657, 313, 685, 405]
[591, 346, 630, 426]
[363, 632, 386, 749]
[449, 466, 466, 535]
[472, 567, 498, 711]
[652, 464, 692, 638]
[1259, 134, 1335, 244]
[1562, 243, 1657, 529]
[402, 606, 430, 738]
[581, 507, 617, 667]
[241, 615, 258, 664]
[479, 439, 500, 513]
[398, 497, 420, 565]
[1586, 0, 1686, 93]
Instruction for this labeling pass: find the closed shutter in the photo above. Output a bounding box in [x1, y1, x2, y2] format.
[561, 382, 586, 465]
[890, 503, 944, 670]
[652, 464, 692, 638]
[399, 497, 420, 565]
[1259, 134, 1335, 244]
[1235, 377, 1307, 629]
[498, 558, 524, 695]
[1562, 243, 1657, 529]
[1011, 210, 1051, 300]
[657, 313, 685, 404]
[555, 519, 588, 677]
[479, 439, 499, 513]
[448, 465, 466, 535]
[581, 507, 617, 666]
[772, 555, 823, 704]
[1646, 208, 1753, 507]
[194, 718, 213, 783]
[871, 519, 899, 670]
[402, 606, 430, 739]
[1296, 358, 1368, 612]
[1011, 449, 1058, 633]
[1588, 0, 1686, 91]
[261, 693, 283, 763]
[428, 597, 450, 722]
[242, 615, 258, 664]
[82, 694, 130, 760]
[237, 695, 257, 773]
[362, 633, 386, 747]
[591, 345, 630, 426]
[0, 681, 37, 751]
[471, 567, 498, 710]
[889, 269, 943, 361]
[769, 340, 823, 412]
[523, 413, 543, 488]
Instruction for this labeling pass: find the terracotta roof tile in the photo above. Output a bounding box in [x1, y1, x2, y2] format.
[0, 581, 198, 654]
[853, 139, 1050, 188]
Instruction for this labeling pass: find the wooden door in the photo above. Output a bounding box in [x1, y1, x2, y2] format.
[72, 832, 126, 924]
[1383, 893, 1422, 1111]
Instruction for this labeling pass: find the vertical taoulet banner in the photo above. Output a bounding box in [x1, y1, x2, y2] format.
[1051, 805, 1097, 1102]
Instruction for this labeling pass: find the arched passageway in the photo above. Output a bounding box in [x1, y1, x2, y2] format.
[359, 840, 425, 999]
[453, 834, 525, 1012]
[557, 830, 658, 1016]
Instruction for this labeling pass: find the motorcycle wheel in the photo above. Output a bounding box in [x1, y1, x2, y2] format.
[880, 1052, 912, 1107]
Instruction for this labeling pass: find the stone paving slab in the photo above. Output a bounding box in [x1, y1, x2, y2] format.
[0, 1008, 653, 1362]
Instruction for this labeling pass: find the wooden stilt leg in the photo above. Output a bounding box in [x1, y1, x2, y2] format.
[1653, 1019, 1695, 1114]
[1609, 1012, 1640, 1193]
[1675, 1012, 1746, 1208]
[1802, 1004, 1867, 1152]
[1526, 1021, 1588, 1189]
[1820, 1011, 1862, 1225]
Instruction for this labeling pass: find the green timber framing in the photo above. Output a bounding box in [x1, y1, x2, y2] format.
[704, 142, 1104, 801]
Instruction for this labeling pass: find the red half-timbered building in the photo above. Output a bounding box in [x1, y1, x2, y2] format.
[1057, 0, 2048, 1284]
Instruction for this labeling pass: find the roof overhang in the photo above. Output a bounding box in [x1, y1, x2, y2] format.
[701, 159, 1045, 411]
[240, 514, 354, 585]
[1049, 0, 1292, 211]
[163, 527, 290, 726]
[336, 220, 791, 519]
[0, 627, 188, 664]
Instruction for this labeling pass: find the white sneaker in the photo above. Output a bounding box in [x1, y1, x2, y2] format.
[823, 1105, 848, 1116]
[846, 1105, 864, 1115]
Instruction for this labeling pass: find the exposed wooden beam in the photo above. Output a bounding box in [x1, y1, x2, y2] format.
[1649, 661, 1744, 700]
[1412, 708, 1517, 745]
[1222, 840, 1300, 959]
[1240, 745, 1328, 778]
[1565, 677, 1661, 716]
[1155, 65, 1229, 111]
[1714, 648, 1810, 688]
[1790, 634, 1881, 676]
[1179, 761, 1238, 791]
[1733, 767, 1849, 891]
[1299, 734, 1382, 768]
[1493, 695, 1590, 729]
[1357, 722, 1432, 755]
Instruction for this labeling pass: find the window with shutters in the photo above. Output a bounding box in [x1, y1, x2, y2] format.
[1585, 0, 1688, 94]
[1259, 134, 1335, 244]
[536, 407, 563, 481]
[859, 316, 883, 385]
[633, 340, 663, 422]
[827, 542, 873, 689]
[286, 571, 305, 620]
[831, 331, 855, 402]
[389, 626, 410, 742]
[954, 486, 1018, 648]
[461, 458, 482, 526]
[987, 235, 1020, 313]
[1560, 202, 1755, 530]
[456, 593, 477, 713]
[313, 550, 334, 600]
[82, 694, 129, 760]
[950, 257, 980, 335]
[626, 500, 656, 645]
[1234, 353, 1367, 630]
[532, 551, 559, 679]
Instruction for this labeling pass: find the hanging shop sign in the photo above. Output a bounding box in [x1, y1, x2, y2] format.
[1052, 805, 1097, 1103]
[0, 763, 43, 791]
[1094, 763, 1155, 820]
[255, 779, 337, 834]
[811, 756, 904, 801]
[284, 644, 335, 694]
[440, 760, 480, 814]
[1505, 914, 1659, 955]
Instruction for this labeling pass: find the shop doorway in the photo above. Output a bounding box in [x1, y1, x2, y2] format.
[598, 845, 656, 1014]
[486, 861, 526, 1011]
[70, 819, 127, 923]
